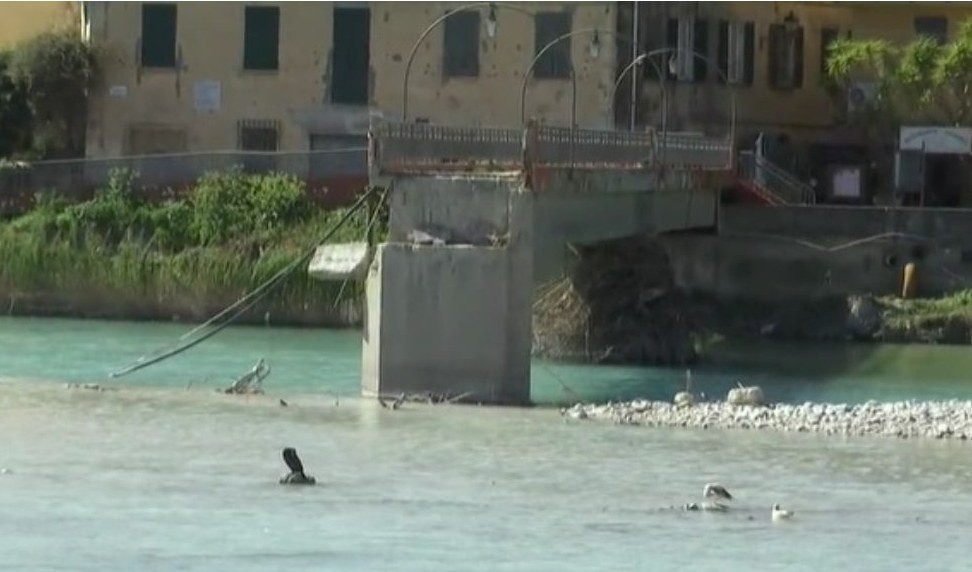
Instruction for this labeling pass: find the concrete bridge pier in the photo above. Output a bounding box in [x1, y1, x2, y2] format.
[361, 176, 534, 405]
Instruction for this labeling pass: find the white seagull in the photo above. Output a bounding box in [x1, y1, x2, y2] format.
[772, 503, 794, 521]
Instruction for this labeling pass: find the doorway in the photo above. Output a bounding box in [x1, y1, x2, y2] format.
[924, 154, 962, 207]
[331, 6, 370, 105]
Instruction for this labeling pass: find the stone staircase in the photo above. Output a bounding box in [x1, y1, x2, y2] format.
[733, 150, 816, 206]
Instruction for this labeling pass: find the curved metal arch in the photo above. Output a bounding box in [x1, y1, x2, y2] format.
[522, 30, 737, 143]
[609, 52, 665, 131]
[401, 2, 536, 122]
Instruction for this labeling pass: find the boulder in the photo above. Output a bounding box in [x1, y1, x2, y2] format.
[846, 295, 881, 339]
[727, 384, 765, 406]
[674, 391, 695, 408]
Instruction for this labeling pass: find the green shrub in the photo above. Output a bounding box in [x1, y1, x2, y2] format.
[189, 168, 310, 245]
[0, 169, 380, 321]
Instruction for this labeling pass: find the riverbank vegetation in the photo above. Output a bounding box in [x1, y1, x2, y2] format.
[0, 169, 379, 326]
[874, 290, 972, 344]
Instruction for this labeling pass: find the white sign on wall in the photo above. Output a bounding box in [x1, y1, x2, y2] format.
[899, 126, 972, 154]
[832, 167, 862, 199]
[193, 80, 221, 113]
[108, 85, 128, 97]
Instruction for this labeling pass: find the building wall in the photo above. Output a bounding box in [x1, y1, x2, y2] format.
[0, 1, 79, 49]
[630, 1, 972, 141]
[85, 1, 338, 157]
[662, 204, 972, 301]
[84, 1, 616, 158]
[371, 2, 616, 128]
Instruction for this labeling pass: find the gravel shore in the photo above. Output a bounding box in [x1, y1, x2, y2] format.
[562, 399, 972, 440]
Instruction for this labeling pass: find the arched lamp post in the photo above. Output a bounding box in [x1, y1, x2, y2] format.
[521, 30, 736, 144]
[609, 51, 665, 132]
[609, 47, 738, 143]
[518, 27, 616, 128]
[401, 1, 535, 122]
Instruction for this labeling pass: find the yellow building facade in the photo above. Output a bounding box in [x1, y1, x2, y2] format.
[80, 1, 972, 159]
[0, 1, 80, 49]
[82, 1, 616, 158]
[626, 1, 972, 141]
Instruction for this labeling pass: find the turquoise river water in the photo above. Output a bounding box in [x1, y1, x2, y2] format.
[2, 316, 972, 571]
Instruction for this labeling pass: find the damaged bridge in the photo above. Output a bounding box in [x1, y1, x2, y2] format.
[311, 121, 734, 405]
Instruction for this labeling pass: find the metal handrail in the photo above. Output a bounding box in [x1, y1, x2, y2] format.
[737, 150, 816, 205]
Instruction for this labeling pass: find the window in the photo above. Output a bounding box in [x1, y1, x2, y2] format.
[244, 6, 280, 71]
[238, 120, 279, 151]
[141, 3, 177, 68]
[768, 22, 804, 90]
[914, 16, 948, 45]
[718, 21, 754, 85]
[534, 12, 571, 79]
[331, 6, 370, 104]
[693, 19, 709, 83]
[665, 17, 709, 83]
[443, 10, 480, 77]
[126, 125, 187, 155]
[820, 27, 839, 78]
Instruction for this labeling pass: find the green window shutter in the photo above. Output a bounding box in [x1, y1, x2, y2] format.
[141, 3, 177, 68]
[443, 10, 481, 78]
[534, 12, 571, 79]
[244, 6, 280, 71]
[743, 22, 755, 86]
[693, 18, 709, 83]
[717, 20, 729, 84]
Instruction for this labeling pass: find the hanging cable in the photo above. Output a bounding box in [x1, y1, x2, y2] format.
[331, 187, 388, 307]
[109, 186, 380, 378]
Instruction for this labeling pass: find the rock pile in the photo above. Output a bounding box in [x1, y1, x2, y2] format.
[562, 398, 972, 440]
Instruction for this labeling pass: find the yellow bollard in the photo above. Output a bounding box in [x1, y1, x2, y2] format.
[902, 262, 917, 299]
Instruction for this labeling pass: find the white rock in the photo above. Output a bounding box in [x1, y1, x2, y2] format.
[727, 385, 765, 406]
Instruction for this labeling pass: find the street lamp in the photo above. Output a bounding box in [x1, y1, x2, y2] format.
[401, 1, 535, 122]
[608, 52, 665, 132]
[520, 27, 641, 128]
[486, 4, 497, 38]
[639, 47, 738, 166]
[589, 30, 601, 59]
[520, 32, 738, 168]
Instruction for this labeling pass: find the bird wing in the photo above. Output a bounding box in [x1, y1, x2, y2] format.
[282, 448, 305, 474]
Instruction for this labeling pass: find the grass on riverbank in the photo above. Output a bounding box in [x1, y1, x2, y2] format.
[876, 290, 972, 343]
[0, 169, 382, 325]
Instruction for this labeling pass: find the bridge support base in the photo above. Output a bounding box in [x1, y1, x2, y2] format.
[361, 240, 533, 405]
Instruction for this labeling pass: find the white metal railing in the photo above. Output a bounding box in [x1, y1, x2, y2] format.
[370, 121, 734, 175]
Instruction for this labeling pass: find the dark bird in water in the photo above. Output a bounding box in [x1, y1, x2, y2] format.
[279, 447, 316, 485]
[279, 399, 288, 407]
[378, 392, 407, 410]
[704, 483, 733, 502]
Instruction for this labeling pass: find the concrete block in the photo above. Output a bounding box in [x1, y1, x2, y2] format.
[307, 242, 371, 281]
[361, 243, 532, 405]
